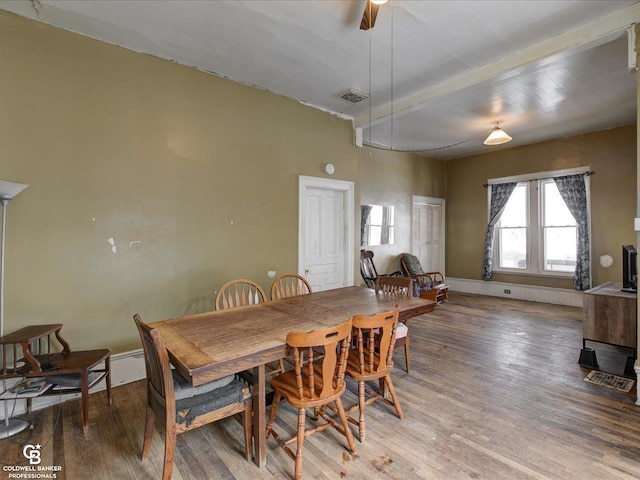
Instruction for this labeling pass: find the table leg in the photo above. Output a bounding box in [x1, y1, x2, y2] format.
[81, 369, 89, 434]
[252, 364, 266, 467]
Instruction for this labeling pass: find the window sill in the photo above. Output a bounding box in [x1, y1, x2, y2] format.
[492, 269, 574, 279]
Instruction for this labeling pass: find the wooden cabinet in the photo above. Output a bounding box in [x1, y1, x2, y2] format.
[581, 282, 637, 375]
[583, 282, 636, 347]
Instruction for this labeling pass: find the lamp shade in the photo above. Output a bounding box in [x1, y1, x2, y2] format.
[0, 180, 28, 202]
[484, 126, 512, 146]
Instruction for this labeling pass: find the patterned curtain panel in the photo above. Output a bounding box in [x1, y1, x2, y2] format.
[360, 205, 372, 246]
[482, 182, 518, 280]
[553, 174, 591, 291]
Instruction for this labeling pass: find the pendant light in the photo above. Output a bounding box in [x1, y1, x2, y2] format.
[484, 124, 512, 146]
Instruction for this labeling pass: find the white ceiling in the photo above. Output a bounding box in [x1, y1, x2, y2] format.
[2, 0, 638, 159]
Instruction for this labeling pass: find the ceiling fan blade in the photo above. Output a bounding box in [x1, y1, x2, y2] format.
[360, 0, 380, 31]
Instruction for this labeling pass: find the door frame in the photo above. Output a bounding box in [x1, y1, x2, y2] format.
[298, 175, 355, 287]
[412, 195, 446, 274]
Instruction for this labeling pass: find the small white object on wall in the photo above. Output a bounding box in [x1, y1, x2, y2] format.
[599, 254, 613, 268]
[267, 270, 276, 278]
[324, 163, 335, 175]
[634, 217, 640, 231]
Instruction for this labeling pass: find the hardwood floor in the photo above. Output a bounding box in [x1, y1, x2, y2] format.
[2, 292, 640, 479]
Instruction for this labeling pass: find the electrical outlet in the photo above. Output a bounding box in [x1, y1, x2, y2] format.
[504, 289, 511, 294]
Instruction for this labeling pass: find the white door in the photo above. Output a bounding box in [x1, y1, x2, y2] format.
[299, 176, 355, 292]
[412, 196, 445, 273]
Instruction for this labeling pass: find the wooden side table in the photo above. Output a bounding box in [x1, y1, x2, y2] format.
[0, 324, 111, 433]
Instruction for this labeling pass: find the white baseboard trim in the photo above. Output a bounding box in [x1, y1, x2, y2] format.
[447, 277, 583, 307]
[0, 348, 145, 421]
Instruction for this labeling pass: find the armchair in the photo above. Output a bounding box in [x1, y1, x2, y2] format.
[360, 249, 401, 289]
[400, 253, 449, 305]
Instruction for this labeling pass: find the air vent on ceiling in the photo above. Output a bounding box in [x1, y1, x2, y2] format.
[334, 88, 369, 104]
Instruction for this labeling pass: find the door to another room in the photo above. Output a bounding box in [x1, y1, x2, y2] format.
[299, 176, 354, 291]
[412, 196, 445, 273]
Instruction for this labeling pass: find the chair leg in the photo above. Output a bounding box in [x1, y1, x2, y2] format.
[162, 418, 177, 480]
[357, 380, 366, 442]
[334, 397, 356, 453]
[265, 393, 281, 440]
[141, 406, 156, 460]
[404, 336, 411, 373]
[105, 356, 112, 405]
[384, 375, 404, 419]
[243, 400, 253, 462]
[294, 407, 306, 480]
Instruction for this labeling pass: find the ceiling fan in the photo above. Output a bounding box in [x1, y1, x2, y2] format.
[360, 0, 388, 31]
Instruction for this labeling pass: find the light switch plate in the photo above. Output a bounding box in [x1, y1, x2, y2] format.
[634, 218, 640, 231]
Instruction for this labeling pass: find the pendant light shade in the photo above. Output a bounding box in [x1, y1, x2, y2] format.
[484, 124, 512, 146]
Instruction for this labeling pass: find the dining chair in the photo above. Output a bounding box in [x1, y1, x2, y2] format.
[265, 319, 356, 480]
[215, 278, 267, 310]
[270, 273, 312, 300]
[344, 308, 403, 442]
[374, 275, 413, 372]
[133, 315, 252, 480]
[215, 279, 284, 376]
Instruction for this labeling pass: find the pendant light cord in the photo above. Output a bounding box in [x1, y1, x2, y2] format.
[390, 1, 394, 151]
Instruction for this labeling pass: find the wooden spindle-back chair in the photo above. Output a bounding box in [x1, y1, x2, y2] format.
[344, 308, 403, 442]
[215, 279, 267, 310]
[266, 320, 356, 480]
[374, 275, 413, 372]
[270, 273, 312, 300]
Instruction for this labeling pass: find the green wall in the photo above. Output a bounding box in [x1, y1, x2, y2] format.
[0, 11, 362, 353]
[446, 124, 637, 288]
[359, 146, 446, 277]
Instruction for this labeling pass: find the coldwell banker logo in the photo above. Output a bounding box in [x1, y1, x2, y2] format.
[23, 444, 41, 465]
[2, 444, 63, 479]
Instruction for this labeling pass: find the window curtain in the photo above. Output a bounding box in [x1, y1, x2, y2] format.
[553, 174, 591, 291]
[482, 182, 518, 280]
[360, 205, 372, 246]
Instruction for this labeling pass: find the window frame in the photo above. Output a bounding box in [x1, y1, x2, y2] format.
[489, 167, 590, 278]
[495, 182, 529, 271]
[539, 178, 578, 274]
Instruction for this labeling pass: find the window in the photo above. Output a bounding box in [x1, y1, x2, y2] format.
[492, 168, 588, 276]
[361, 205, 394, 246]
[497, 183, 527, 269]
[541, 179, 577, 273]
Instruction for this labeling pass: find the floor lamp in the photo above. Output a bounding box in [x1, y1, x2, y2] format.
[0, 179, 29, 439]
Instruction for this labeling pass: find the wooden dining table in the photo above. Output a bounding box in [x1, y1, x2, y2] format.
[150, 285, 435, 467]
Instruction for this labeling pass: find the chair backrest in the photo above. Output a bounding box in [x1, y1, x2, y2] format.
[375, 275, 412, 297]
[215, 279, 266, 310]
[286, 320, 352, 400]
[400, 253, 425, 276]
[133, 314, 174, 413]
[270, 274, 312, 300]
[351, 308, 399, 376]
[360, 250, 378, 288]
